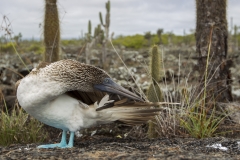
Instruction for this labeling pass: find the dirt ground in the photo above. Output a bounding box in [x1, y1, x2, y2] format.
[1, 124, 240, 160]
[0, 136, 240, 160]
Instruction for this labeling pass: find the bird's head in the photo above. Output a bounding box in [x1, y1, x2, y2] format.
[76, 63, 143, 102]
[94, 77, 143, 102]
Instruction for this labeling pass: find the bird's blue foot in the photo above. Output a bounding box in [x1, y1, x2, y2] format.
[37, 130, 75, 149]
[37, 143, 71, 148]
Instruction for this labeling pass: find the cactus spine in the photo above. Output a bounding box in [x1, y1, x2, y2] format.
[99, 0, 110, 69]
[147, 44, 163, 138]
[43, 0, 60, 62]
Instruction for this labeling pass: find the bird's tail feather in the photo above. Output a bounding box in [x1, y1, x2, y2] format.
[99, 105, 161, 125]
[93, 95, 165, 125]
[93, 95, 180, 125]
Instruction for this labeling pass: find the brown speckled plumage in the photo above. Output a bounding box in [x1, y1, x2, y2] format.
[33, 59, 110, 92]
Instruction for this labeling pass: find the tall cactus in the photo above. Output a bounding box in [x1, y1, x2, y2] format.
[147, 45, 163, 102]
[147, 45, 163, 138]
[157, 29, 163, 45]
[85, 20, 92, 64]
[94, 24, 104, 44]
[86, 20, 92, 43]
[85, 22, 105, 65]
[88, 20, 92, 38]
[99, 0, 110, 69]
[43, 0, 60, 62]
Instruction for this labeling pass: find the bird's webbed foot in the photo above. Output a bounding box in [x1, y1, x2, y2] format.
[37, 130, 74, 149]
[37, 143, 70, 148]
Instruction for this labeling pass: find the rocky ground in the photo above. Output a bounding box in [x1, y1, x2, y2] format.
[1, 136, 240, 159]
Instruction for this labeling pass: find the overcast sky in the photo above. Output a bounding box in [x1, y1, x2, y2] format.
[1, 0, 240, 39]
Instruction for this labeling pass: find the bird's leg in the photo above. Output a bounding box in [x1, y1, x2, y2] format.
[58, 130, 68, 147]
[67, 131, 75, 148]
[37, 130, 68, 148]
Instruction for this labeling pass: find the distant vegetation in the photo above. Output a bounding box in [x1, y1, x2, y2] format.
[112, 33, 196, 49]
[0, 32, 197, 54]
[0, 39, 44, 55]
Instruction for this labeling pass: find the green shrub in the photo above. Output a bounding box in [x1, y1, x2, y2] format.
[61, 39, 83, 46]
[28, 43, 44, 54]
[0, 42, 16, 53]
[113, 34, 145, 49]
[112, 33, 194, 49]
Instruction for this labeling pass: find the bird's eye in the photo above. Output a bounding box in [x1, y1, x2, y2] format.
[104, 78, 109, 83]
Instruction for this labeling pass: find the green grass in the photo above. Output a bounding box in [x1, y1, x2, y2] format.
[0, 88, 47, 146]
[0, 105, 47, 146]
[179, 25, 226, 138]
[180, 96, 225, 138]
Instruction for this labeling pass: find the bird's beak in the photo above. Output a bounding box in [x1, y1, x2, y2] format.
[94, 78, 143, 102]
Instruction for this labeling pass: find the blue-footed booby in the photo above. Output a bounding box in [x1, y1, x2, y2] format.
[16, 59, 162, 149]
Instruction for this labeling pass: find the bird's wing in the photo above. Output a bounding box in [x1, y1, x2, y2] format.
[66, 90, 127, 106]
[66, 90, 106, 105]
[66, 89, 140, 110]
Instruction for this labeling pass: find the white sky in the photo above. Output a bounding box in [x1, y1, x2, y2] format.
[0, 0, 240, 39]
